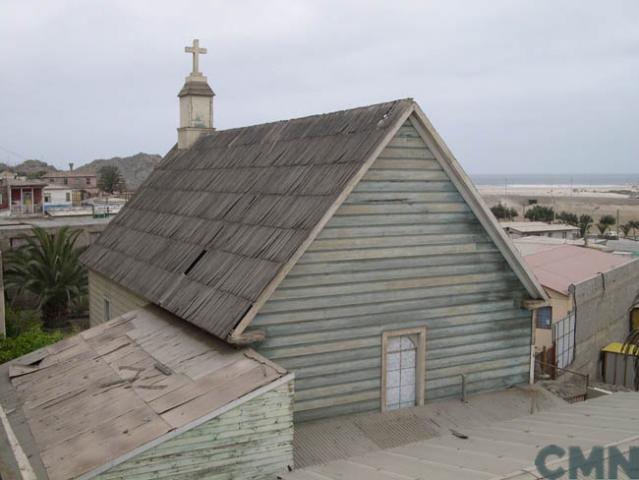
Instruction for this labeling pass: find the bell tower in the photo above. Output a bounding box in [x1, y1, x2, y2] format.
[177, 39, 215, 149]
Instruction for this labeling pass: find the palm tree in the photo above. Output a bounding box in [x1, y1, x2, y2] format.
[596, 223, 609, 236]
[578, 214, 593, 238]
[4, 226, 87, 329]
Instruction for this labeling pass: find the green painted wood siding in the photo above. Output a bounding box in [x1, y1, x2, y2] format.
[89, 269, 149, 326]
[96, 380, 294, 480]
[251, 118, 532, 422]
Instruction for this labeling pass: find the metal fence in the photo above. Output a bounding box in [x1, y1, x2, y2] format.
[553, 313, 576, 369]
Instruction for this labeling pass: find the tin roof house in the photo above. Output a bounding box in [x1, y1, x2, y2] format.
[2, 40, 551, 479]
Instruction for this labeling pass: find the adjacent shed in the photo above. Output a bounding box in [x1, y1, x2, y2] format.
[0, 306, 293, 480]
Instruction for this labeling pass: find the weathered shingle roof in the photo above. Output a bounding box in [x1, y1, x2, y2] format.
[82, 99, 414, 339]
[0, 305, 286, 480]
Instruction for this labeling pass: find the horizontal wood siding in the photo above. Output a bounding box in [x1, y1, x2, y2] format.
[251, 119, 532, 422]
[96, 380, 294, 480]
[89, 269, 149, 326]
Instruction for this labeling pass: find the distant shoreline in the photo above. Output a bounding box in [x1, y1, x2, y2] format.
[478, 183, 639, 224]
[471, 174, 639, 188]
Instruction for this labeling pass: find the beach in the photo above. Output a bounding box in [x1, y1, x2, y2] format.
[478, 184, 639, 224]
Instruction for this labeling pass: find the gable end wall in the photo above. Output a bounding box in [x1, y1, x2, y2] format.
[251, 118, 533, 422]
[89, 269, 149, 326]
[95, 380, 294, 480]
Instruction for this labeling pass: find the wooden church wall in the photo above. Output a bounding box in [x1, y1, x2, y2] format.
[251, 118, 532, 422]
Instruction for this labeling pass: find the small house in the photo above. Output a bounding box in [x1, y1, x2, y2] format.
[41, 172, 98, 198]
[0, 178, 47, 216]
[43, 185, 73, 212]
[515, 239, 638, 375]
[502, 221, 580, 240]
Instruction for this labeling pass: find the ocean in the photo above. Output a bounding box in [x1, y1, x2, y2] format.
[470, 174, 639, 188]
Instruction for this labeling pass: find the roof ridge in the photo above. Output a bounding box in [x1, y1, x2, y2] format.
[203, 98, 414, 136]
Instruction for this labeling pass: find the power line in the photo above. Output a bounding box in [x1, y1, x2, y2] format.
[0, 144, 28, 161]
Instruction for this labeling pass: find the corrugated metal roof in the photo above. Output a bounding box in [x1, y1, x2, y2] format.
[81, 100, 414, 339]
[502, 221, 579, 233]
[0, 305, 286, 480]
[519, 244, 633, 295]
[282, 392, 639, 480]
[293, 385, 566, 469]
[513, 237, 585, 256]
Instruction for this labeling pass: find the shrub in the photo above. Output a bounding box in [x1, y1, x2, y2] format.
[0, 308, 63, 364]
[556, 211, 579, 226]
[0, 326, 63, 364]
[490, 203, 518, 220]
[5, 308, 41, 337]
[599, 214, 616, 227]
[524, 205, 555, 223]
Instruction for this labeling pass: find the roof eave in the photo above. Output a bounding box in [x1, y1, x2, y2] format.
[229, 100, 417, 339]
[409, 104, 548, 302]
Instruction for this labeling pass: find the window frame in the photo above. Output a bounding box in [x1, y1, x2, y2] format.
[536, 306, 553, 329]
[381, 327, 426, 412]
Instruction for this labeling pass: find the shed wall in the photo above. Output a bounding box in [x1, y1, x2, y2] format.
[251, 119, 533, 422]
[95, 380, 294, 480]
[572, 259, 639, 378]
[89, 269, 148, 326]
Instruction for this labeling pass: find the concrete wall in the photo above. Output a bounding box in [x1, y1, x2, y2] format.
[571, 259, 639, 378]
[89, 269, 148, 326]
[250, 118, 533, 422]
[0, 220, 109, 251]
[96, 380, 294, 480]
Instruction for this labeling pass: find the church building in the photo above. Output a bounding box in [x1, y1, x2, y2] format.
[82, 39, 547, 423]
[0, 40, 551, 480]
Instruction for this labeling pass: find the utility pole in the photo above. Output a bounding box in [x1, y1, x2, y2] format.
[0, 251, 5, 338]
[617, 209, 620, 235]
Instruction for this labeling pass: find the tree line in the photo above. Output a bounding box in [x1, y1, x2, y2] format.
[490, 203, 639, 239]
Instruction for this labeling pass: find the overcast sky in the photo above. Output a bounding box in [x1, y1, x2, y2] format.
[1, 1, 637, 174]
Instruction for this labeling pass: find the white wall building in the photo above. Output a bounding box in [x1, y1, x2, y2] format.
[43, 186, 73, 211]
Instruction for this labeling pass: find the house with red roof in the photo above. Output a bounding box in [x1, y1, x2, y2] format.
[515, 238, 639, 377]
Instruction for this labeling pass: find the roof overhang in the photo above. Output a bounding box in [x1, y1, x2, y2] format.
[409, 104, 548, 302]
[231, 101, 547, 339]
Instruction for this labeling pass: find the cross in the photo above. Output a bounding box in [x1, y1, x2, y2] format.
[185, 39, 207, 75]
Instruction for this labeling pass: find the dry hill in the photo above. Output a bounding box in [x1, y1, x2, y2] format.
[75, 153, 162, 190]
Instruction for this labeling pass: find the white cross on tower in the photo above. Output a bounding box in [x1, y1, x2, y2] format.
[185, 39, 207, 75]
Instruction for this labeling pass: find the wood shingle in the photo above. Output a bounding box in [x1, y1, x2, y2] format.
[81, 100, 414, 339]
